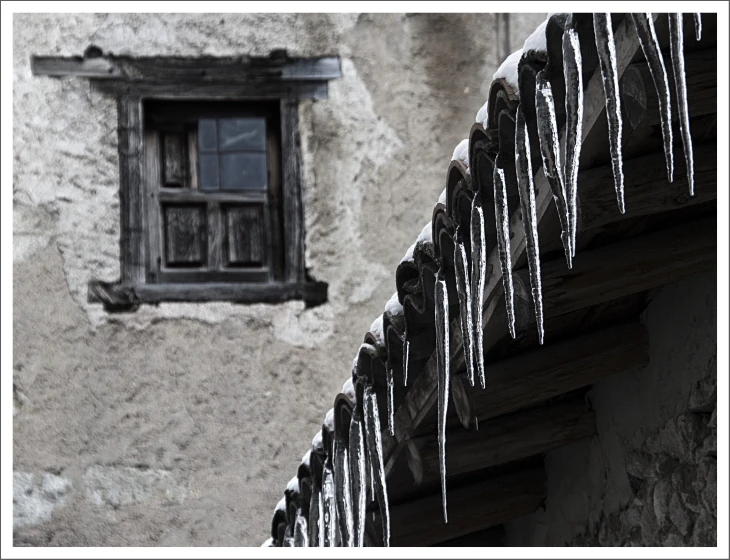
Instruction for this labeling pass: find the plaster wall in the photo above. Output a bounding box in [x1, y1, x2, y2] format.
[13, 12, 546, 546]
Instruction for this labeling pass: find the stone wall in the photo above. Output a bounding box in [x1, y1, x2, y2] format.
[505, 272, 717, 547]
[13, 12, 546, 546]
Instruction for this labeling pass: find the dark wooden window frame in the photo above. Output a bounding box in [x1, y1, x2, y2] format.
[32, 50, 339, 310]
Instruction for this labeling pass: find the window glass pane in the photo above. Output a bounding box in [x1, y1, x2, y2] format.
[198, 119, 218, 152]
[218, 118, 266, 152]
[199, 154, 220, 190]
[220, 153, 267, 190]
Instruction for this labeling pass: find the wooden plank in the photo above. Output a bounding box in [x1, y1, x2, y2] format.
[118, 95, 145, 285]
[32, 54, 341, 82]
[142, 130, 162, 283]
[91, 80, 329, 100]
[577, 142, 717, 232]
[156, 189, 266, 205]
[416, 320, 648, 436]
[162, 132, 185, 187]
[384, 466, 545, 547]
[280, 99, 305, 283]
[163, 204, 206, 266]
[535, 216, 716, 318]
[129, 281, 328, 305]
[411, 398, 595, 484]
[226, 205, 265, 266]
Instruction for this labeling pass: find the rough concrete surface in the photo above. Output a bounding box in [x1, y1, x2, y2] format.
[13, 13, 546, 546]
[505, 272, 717, 546]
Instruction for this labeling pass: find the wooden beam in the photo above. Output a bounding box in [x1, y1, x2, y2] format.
[640, 47, 717, 127]
[31, 54, 341, 82]
[415, 320, 647, 436]
[577, 142, 716, 232]
[384, 466, 545, 547]
[410, 397, 595, 484]
[534, 216, 716, 318]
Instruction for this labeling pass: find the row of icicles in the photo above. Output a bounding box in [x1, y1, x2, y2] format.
[265, 13, 699, 547]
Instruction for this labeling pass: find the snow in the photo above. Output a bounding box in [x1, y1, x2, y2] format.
[451, 139, 470, 170]
[275, 496, 286, 513]
[401, 242, 416, 263]
[493, 48, 523, 91]
[416, 221, 433, 244]
[523, 18, 548, 53]
[324, 408, 335, 432]
[342, 378, 356, 404]
[287, 475, 300, 494]
[261, 537, 274, 547]
[384, 291, 403, 315]
[370, 315, 385, 345]
[475, 100, 489, 128]
[312, 430, 323, 451]
[438, 188, 447, 205]
[302, 450, 311, 467]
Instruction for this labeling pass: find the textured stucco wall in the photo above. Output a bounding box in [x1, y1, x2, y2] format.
[505, 272, 717, 546]
[13, 13, 546, 546]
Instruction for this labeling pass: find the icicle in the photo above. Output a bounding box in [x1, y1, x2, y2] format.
[294, 512, 309, 547]
[694, 13, 702, 40]
[493, 164, 516, 339]
[470, 191, 487, 389]
[402, 322, 411, 387]
[309, 484, 322, 546]
[535, 68, 572, 268]
[515, 106, 545, 344]
[321, 464, 336, 547]
[349, 412, 366, 547]
[594, 13, 625, 213]
[363, 385, 390, 546]
[669, 13, 695, 196]
[386, 361, 395, 436]
[334, 434, 353, 546]
[434, 268, 450, 523]
[562, 26, 583, 257]
[631, 13, 674, 182]
[453, 226, 475, 386]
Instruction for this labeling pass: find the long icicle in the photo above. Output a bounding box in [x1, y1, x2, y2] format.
[334, 433, 353, 546]
[348, 410, 366, 547]
[630, 13, 674, 181]
[309, 482, 322, 546]
[515, 105, 544, 345]
[386, 360, 395, 436]
[535, 68, 572, 268]
[402, 322, 411, 387]
[694, 13, 702, 40]
[453, 225, 475, 386]
[434, 267, 450, 522]
[493, 164, 516, 339]
[363, 385, 390, 546]
[669, 13, 695, 196]
[563, 26, 583, 257]
[294, 512, 309, 547]
[594, 13, 625, 213]
[470, 191, 487, 389]
[321, 463, 336, 547]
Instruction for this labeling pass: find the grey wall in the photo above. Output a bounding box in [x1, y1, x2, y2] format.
[505, 272, 717, 546]
[13, 13, 546, 546]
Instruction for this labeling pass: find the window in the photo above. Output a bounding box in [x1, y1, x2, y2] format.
[143, 101, 284, 285]
[30, 51, 340, 310]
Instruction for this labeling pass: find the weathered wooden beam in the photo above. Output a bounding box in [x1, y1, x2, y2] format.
[577, 141, 716, 232]
[383, 466, 545, 547]
[415, 320, 647, 436]
[640, 47, 717, 126]
[31, 54, 342, 82]
[534, 216, 716, 318]
[410, 397, 595, 484]
[88, 280, 328, 310]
